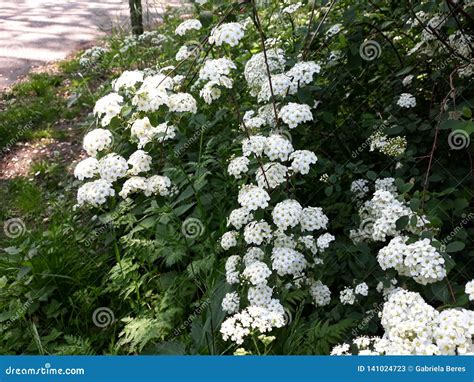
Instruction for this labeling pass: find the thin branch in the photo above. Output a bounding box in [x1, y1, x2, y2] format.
[251, 0, 280, 128]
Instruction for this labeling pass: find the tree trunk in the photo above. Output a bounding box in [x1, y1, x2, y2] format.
[129, 0, 144, 36]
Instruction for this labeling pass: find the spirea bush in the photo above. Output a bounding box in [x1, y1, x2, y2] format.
[72, 0, 473, 355]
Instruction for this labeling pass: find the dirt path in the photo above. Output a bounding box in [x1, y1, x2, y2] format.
[0, 0, 180, 89]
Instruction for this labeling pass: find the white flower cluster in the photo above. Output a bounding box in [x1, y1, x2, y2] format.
[220, 304, 285, 345]
[76, 64, 197, 206]
[282, 2, 302, 14]
[131, 118, 176, 149]
[74, 157, 99, 180]
[333, 290, 474, 355]
[197, 57, 237, 104]
[378, 236, 446, 285]
[350, 179, 427, 242]
[112, 70, 144, 92]
[77, 179, 115, 207]
[219, 41, 333, 345]
[340, 283, 368, 305]
[209, 22, 245, 47]
[279, 103, 313, 129]
[350, 178, 369, 199]
[79, 46, 107, 67]
[308, 280, 331, 306]
[175, 19, 202, 36]
[247, 55, 319, 102]
[397, 93, 416, 108]
[93, 93, 123, 127]
[244, 49, 286, 96]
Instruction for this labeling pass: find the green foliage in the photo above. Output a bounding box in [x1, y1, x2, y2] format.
[1, 0, 472, 356]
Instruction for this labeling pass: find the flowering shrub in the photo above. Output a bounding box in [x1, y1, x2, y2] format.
[68, 0, 473, 355]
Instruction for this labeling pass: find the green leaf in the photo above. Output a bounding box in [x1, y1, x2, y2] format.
[395, 216, 409, 230]
[446, 241, 465, 253]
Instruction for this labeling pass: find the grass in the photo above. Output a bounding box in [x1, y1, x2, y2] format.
[0, 17, 185, 353]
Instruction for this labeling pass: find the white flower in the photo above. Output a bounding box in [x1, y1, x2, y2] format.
[112, 70, 143, 91]
[466, 280, 474, 301]
[175, 19, 202, 36]
[238, 184, 271, 210]
[175, 45, 192, 61]
[243, 247, 265, 266]
[326, 24, 342, 37]
[225, 255, 241, 284]
[77, 179, 115, 207]
[350, 179, 369, 198]
[200, 81, 222, 104]
[221, 231, 239, 250]
[286, 61, 320, 90]
[355, 282, 369, 296]
[402, 75, 414, 86]
[248, 284, 273, 306]
[209, 22, 245, 47]
[272, 199, 303, 231]
[168, 93, 197, 113]
[220, 303, 285, 345]
[258, 73, 292, 102]
[282, 2, 302, 14]
[228, 156, 250, 179]
[199, 57, 236, 87]
[309, 280, 331, 306]
[244, 49, 286, 95]
[316, 233, 335, 250]
[255, 162, 287, 189]
[131, 117, 173, 148]
[145, 175, 173, 196]
[93, 93, 123, 127]
[74, 157, 99, 180]
[340, 287, 355, 305]
[375, 177, 397, 194]
[131, 74, 172, 112]
[271, 247, 307, 277]
[289, 150, 317, 175]
[242, 135, 267, 157]
[83, 128, 114, 157]
[377, 237, 446, 285]
[264, 134, 294, 161]
[227, 207, 254, 230]
[222, 292, 240, 314]
[243, 220, 272, 245]
[300, 207, 329, 231]
[242, 261, 272, 285]
[98, 153, 128, 183]
[397, 93, 416, 108]
[127, 150, 152, 175]
[280, 103, 313, 129]
[331, 343, 350, 355]
[119, 176, 148, 198]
